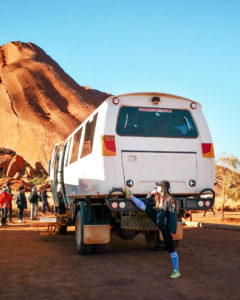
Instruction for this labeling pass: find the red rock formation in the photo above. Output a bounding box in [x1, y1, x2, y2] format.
[0, 41, 110, 170]
[0, 154, 13, 175]
[0, 149, 40, 180]
[25, 166, 35, 177]
[13, 172, 22, 180]
[6, 155, 25, 177]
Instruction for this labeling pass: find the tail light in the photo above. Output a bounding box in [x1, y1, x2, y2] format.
[202, 143, 214, 158]
[111, 202, 118, 209]
[204, 200, 211, 207]
[101, 135, 116, 156]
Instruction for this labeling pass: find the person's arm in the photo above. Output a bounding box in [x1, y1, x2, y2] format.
[28, 193, 32, 203]
[7, 194, 12, 201]
[167, 196, 177, 234]
[126, 187, 146, 210]
[24, 194, 27, 209]
[42, 191, 47, 201]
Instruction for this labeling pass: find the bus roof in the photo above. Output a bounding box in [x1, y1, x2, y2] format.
[108, 92, 200, 105]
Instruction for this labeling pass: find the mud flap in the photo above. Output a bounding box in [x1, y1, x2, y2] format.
[83, 225, 111, 244]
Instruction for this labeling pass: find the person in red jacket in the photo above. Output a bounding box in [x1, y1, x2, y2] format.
[0, 187, 13, 226]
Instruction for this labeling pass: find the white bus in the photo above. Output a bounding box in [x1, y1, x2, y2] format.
[49, 92, 215, 254]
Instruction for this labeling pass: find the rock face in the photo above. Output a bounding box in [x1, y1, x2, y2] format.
[0, 41, 110, 170]
[0, 154, 13, 175]
[0, 149, 37, 180]
[6, 155, 25, 177]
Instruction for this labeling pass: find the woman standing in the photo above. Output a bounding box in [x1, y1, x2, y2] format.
[0, 187, 12, 226]
[40, 186, 50, 214]
[126, 180, 181, 279]
[16, 186, 27, 223]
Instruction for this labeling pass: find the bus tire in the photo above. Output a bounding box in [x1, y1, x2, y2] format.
[119, 229, 139, 240]
[144, 231, 165, 250]
[92, 244, 106, 254]
[121, 215, 158, 231]
[145, 232, 180, 250]
[58, 225, 67, 234]
[75, 210, 93, 255]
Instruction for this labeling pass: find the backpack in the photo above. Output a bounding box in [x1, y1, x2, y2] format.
[15, 195, 21, 208]
[29, 192, 35, 203]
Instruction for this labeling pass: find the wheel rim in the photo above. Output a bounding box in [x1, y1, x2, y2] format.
[76, 215, 81, 245]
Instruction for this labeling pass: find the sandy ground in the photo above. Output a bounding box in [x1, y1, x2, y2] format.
[0, 209, 240, 300]
[187, 210, 240, 225]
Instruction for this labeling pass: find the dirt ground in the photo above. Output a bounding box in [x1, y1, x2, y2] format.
[187, 209, 240, 225]
[0, 210, 240, 300]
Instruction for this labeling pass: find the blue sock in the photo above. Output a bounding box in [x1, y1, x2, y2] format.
[170, 251, 179, 271]
[131, 196, 146, 211]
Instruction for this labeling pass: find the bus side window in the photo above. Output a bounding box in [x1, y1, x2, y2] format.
[80, 113, 98, 158]
[51, 145, 57, 169]
[69, 129, 83, 165]
[64, 137, 72, 167]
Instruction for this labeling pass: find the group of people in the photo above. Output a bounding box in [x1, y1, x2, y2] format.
[0, 183, 51, 225]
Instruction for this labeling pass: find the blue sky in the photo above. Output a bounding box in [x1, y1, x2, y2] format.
[1, 0, 240, 158]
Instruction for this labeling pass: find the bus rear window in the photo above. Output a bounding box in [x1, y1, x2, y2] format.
[116, 107, 198, 138]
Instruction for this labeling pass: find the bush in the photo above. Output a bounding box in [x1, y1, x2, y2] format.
[28, 175, 48, 186]
[216, 154, 240, 219]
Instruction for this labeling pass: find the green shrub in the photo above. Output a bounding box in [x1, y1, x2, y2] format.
[28, 175, 48, 186]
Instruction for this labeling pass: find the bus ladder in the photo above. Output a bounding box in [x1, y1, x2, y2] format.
[40, 214, 70, 236]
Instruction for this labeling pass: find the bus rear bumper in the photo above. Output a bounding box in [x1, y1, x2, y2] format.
[106, 188, 215, 212]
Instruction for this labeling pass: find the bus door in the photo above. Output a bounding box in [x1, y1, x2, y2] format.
[50, 143, 60, 208]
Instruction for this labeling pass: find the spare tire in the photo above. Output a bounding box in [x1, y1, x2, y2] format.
[121, 213, 158, 231]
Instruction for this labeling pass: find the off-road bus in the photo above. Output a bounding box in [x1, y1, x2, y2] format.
[49, 92, 215, 254]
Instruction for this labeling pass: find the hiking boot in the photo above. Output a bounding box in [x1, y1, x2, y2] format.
[170, 269, 181, 279]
